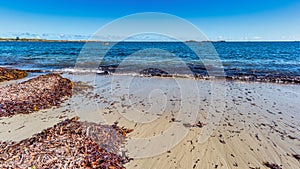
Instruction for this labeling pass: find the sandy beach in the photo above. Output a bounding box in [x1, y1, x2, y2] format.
[0, 73, 299, 168]
[1, 0, 300, 167]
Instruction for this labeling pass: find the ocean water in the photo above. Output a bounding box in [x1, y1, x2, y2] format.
[0, 41, 299, 82]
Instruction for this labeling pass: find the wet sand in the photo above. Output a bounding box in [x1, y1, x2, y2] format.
[0, 73, 299, 168]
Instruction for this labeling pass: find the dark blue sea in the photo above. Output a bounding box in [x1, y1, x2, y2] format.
[0, 41, 299, 83]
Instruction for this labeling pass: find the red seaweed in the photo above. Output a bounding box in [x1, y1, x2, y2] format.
[0, 117, 133, 168]
[0, 73, 72, 117]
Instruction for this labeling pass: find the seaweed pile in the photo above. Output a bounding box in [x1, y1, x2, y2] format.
[0, 117, 133, 168]
[224, 74, 300, 84]
[0, 67, 27, 82]
[0, 74, 72, 117]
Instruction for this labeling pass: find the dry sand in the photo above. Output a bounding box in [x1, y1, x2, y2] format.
[0, 73, 299, 169]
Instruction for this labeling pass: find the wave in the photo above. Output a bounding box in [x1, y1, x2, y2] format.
[21, 67, 300, 84]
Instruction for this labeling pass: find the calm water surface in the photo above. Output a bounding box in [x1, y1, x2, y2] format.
[0, 41, 299, 80]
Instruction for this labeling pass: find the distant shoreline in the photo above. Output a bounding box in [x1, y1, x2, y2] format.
[0, 38, 299, 43]
[0, 38, 100, 42]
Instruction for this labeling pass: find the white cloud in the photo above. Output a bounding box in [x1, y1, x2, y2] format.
[253, 36, 263, 40]
[0, 32, 91, 40]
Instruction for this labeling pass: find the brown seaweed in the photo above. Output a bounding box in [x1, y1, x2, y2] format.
[0, 117, 133, 168]
[0, 73, 72, 117]
[0, 67, 27, 82]
[263, 162, 282, 169]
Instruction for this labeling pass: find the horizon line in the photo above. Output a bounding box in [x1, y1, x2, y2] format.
[0, 37, 299, 43]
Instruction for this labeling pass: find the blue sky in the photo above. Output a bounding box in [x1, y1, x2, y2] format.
[0, 0, 300, 41]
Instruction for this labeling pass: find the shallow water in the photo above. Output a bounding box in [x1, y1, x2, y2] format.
[0, 41, 299, 81]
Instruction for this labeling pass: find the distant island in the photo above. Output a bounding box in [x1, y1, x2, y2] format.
[185, 40, 226, 43]
[0, 37, 227, 43]
[0, 37, 99, 42]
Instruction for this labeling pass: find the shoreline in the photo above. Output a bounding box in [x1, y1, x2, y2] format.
[3, 67, 299, 86]
[15, 64, 300, 85]
[35, 70, 300, 85]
